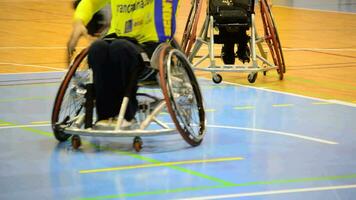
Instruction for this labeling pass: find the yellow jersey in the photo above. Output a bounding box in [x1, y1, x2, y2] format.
[74, 0, 178, 43]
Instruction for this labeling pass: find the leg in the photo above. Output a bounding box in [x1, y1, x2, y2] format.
[108, 39, 143, 121]
[236, 28, 250, 63]
[88, 39, 113, 120]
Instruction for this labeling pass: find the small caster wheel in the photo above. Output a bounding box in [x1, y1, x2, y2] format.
[212, 74, 222, 84]
[248, 72, 258, 83]
[71, 135, 81, 149]
[133, 136, 143, 152]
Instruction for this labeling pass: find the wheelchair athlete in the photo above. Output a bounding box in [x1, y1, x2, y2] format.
[209, 0, 251, 64]
[67, 0, 178, 130]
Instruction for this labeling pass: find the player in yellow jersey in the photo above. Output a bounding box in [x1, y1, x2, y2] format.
[67, 0, 178, 128]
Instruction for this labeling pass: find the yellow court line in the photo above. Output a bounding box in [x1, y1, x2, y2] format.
[272, 104, 294, 107]
[205, 109, 216, 112]
[234, 106, 255, 110]
[31, 121, 50, 124]
[0, 123, 12, 126]
[79, 157, 244, 174]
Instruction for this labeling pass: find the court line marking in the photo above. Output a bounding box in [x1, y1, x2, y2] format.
[272, 103, 294, 107]
[80, 173, 356, 200]
[207, 124, 338, 145]
[0, 120, 236, 187]
[1, 46, 356, 51]
[0, 62, 65, 71]
[79, 157, 244, 174]
[274, 5, 356, 15]
[218, 79, 356, 108]
[0, 123, 338, 145]
[1, 71, 355, 107]
[284, 48, 356, 52]
[176, 184, 356, 200]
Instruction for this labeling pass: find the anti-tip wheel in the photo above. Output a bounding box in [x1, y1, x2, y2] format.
[133, 136, 143, 152]
[212, 74, 222, 84]
[248, 72, 258, 83]
[71, 135, 81, 149]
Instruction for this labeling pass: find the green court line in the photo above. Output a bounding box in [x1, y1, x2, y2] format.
[0, 123, 12, 126]
[1, 119, 237, 187]
[78, 173, 356, 200]
[92, 145, 236, 186]
[0, 119, 52, 137]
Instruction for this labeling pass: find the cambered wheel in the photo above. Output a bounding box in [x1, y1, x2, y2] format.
[260, 0, 286, 80]
[133, 136, 143, 152]
[181, 0, 203, 55]
[212, 74, 222, 84]
[158, 44, 206, 146]
[71, 135, 82, 149]
[51, 48, 90, 142]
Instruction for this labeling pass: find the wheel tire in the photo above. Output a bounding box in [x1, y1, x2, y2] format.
[260, 0, 286, 80]
[212, 74, 222, 84]
[51, 48, 89, 142]
[248, 72, 258, 83]
[133, 136, 143, 152]
[71, 135, 82, 149]
[158, 45, 206, 146]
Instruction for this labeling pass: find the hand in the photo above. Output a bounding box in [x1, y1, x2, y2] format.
[66, 20, 88, 66]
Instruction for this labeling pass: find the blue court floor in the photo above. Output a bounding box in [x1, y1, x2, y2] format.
[0, 72, 355, 200]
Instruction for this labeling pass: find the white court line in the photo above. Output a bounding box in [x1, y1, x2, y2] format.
[0, 124, 50, 129]
[0, 123, 338, 145]
[0, 62, 66, 72]
[283, 48, 356, 52]
[207, 124, 337, 145]
[274, 5, 356, 15]
[176, 184, 356, 200]
[217, 79, 356, 108]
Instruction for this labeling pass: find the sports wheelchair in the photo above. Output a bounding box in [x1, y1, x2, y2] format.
[181, 0, 286, 83]
[51, 41, 206, 152]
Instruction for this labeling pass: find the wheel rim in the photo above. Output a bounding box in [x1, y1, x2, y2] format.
[260, 0, 285, 79]
[51, 48, 90, 141]
[181, 0, 203, 55]
[159, 45, 205, 146]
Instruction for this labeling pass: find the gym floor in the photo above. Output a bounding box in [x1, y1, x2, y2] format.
[0, 0, 355, 199]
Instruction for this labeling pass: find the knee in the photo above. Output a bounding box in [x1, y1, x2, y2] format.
[109, 39, 139, 56]
[88, 40, 108, 67]
[89, 40, 108, 57]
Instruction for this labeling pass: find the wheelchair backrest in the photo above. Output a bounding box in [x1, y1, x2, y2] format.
[209, 0, 255, 13]
[209, 0, 255, 25]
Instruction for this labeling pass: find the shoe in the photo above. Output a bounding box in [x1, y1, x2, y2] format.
[237, 44, 250, 64]
[94, 118, 138, 130]
[221, 43, 235, 65]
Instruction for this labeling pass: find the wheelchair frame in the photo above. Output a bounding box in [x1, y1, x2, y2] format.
[51, 43, 206, 152]
[182, 0, 286, 83]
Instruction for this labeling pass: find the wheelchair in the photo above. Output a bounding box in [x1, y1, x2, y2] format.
[51, 41, 206, 152]
[181, 0, 286, 83]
